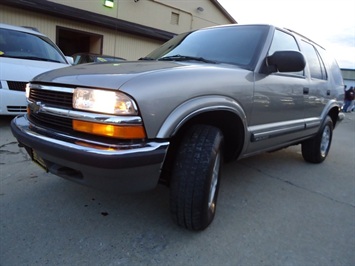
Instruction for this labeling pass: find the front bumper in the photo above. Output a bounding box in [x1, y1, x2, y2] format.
[11, 115, 169, 192]
[0, 89, 27, 115]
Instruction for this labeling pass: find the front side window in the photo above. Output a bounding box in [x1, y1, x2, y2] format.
[268, 30, 300, 55]
[145, 25, 269, 69]
[0, 28, 67, 63]
[268, 29, 303, 76]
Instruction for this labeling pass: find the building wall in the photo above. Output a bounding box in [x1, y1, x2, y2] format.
[341, 69, 355, 88]
[153, 0, 234, 29]
[49, 0, 233, 33]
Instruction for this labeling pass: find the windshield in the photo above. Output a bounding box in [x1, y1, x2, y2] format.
[0, 28, 67, 63]
[145, 25, 269, 69]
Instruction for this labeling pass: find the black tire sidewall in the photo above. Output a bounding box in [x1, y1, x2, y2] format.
[302, 116, 333, 163]
[170, 125, 224, 231]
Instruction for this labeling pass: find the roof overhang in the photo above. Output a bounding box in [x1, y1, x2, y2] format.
[210, 0, 237, 24]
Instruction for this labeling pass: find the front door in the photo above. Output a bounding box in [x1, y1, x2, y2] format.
[247, 29, 307, 154]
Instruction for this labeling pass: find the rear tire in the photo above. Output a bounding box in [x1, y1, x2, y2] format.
[170, 125, 224, 231]
[302, 116, 333, 163]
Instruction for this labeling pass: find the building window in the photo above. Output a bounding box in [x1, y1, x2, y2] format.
[171, 12, 179, 25]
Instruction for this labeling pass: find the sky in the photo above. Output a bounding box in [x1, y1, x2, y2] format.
[218, 0, 355, 69]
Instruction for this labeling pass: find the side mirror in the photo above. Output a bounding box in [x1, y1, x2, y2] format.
[263, 50, 306, 74]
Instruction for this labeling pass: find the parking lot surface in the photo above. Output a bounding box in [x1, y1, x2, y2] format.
[1, 114, 354, 266]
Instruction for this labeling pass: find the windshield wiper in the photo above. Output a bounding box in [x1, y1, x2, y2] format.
[23, 56, 62, 63]
[158, 55, 216, 64]
[138, 57, 156, 61]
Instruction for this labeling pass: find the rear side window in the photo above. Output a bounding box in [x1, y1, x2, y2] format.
[301, 40, 327, 80]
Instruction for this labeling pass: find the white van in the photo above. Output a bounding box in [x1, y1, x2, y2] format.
[0, 23, 72, 115]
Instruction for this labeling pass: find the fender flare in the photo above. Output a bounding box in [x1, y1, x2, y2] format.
[321, 99, 344, 127]
[156, 95, 248, 139]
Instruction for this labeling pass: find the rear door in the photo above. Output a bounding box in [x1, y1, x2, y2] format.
[299, 40, 331, 127]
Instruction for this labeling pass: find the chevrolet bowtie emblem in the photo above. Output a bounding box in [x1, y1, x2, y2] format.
[29, 101, 42, 114]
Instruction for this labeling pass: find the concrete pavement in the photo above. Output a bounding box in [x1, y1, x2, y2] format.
[0, 113, 354, 266]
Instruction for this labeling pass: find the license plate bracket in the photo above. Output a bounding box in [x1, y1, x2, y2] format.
[31, 149, 48, 172]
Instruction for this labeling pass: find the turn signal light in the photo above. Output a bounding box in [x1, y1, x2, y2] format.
[73, 120, 146, 139]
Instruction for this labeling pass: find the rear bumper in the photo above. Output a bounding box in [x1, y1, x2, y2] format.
[11, 115, 169, 192]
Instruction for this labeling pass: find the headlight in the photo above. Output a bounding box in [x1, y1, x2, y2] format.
[73, 88, 138, 115]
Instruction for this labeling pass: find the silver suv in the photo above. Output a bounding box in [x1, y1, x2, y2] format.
[11, 24, 344, 231]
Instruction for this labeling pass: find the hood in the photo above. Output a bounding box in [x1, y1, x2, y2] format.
[31, 61, 240, 89]
[0, 57, 70, 82]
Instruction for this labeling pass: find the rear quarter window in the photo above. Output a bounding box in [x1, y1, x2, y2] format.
[317, 47, 344, 86]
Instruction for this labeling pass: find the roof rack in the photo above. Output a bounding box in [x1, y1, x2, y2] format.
[284, 27, 325, 50]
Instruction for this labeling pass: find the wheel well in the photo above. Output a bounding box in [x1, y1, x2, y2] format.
[160, 110, 244, 186]
[328, 106, 340, 128]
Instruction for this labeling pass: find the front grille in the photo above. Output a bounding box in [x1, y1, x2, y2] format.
[30, 111, 72, 130]
[28, 86, 74, 132]
[29, 88, 72, 108]
[7, 81, 27, 92]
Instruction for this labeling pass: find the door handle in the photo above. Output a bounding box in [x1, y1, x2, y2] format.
[327, 90, 331, 96]
[303, 87, 309, 94]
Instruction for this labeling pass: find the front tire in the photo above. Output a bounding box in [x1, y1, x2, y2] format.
[302, 116, 333, 163]
[170, 125, 224, 231]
